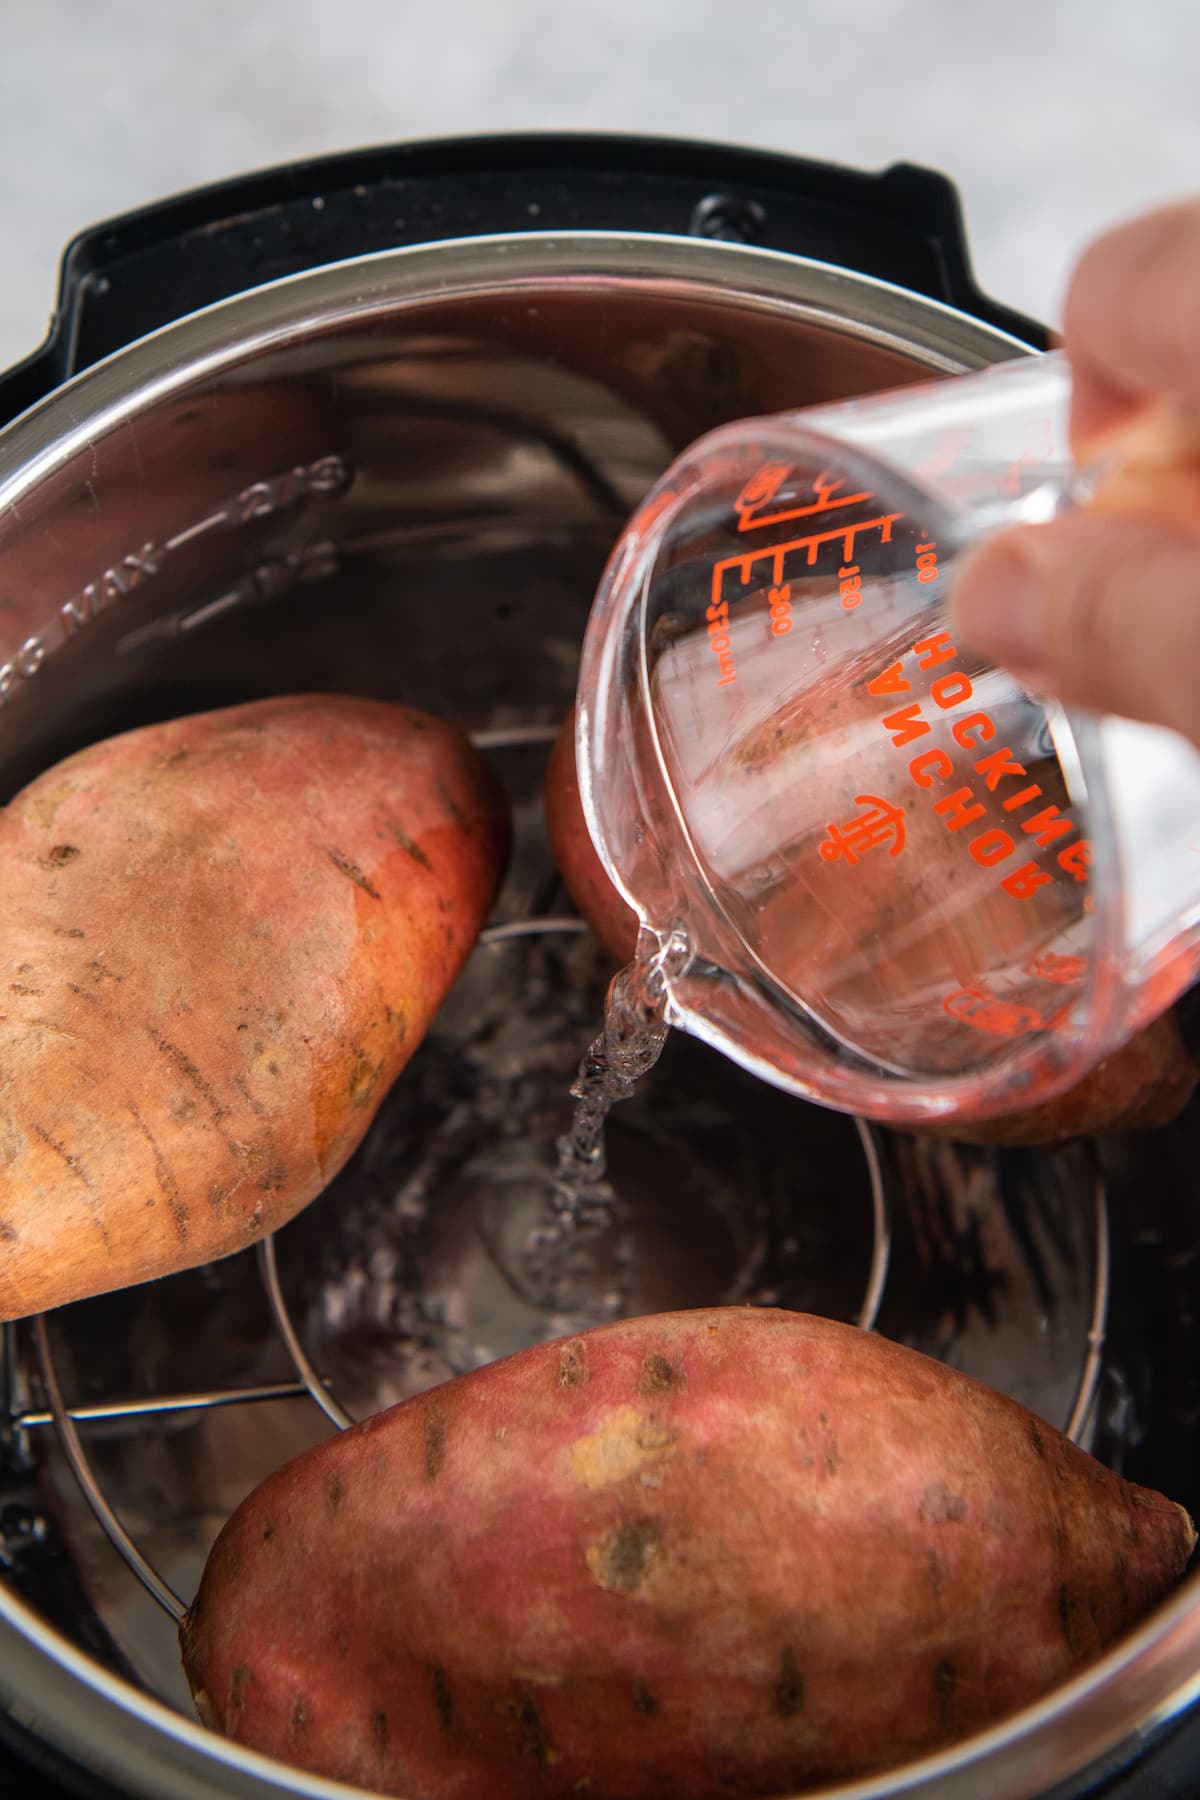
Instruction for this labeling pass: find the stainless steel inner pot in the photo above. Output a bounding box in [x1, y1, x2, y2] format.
[0, 232, 1197, 1800]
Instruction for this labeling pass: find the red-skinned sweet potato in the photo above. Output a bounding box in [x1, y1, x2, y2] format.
[916, 1006, 1199, 1144]
[544, 709, 1199, 1143]
[0, 694, 508, 1319]
[181, 1306, 1195, 1800]
[545, 709, 638, 965]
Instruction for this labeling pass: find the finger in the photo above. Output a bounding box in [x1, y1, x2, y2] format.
[1064, 198, 1200, 452]
[949, 513, 1200, 748]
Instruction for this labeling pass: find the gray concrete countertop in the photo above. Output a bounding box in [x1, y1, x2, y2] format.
[0, 0, 1197, 371]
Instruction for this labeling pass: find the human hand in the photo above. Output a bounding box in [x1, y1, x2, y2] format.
[949, 199, 1200, 745]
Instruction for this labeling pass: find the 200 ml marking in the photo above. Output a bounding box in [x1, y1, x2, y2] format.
[0, 453, 351, 709]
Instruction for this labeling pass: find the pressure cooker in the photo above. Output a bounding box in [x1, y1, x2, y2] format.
[0, 134, 1197, 1800]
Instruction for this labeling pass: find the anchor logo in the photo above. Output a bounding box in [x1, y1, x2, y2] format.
[942, 987, 1044, 1038]
[819, 794, 907, 867]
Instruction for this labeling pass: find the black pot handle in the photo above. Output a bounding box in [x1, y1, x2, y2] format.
[0, 132, 1045, 430]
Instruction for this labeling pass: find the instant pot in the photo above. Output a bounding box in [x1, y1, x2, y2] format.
[0, 134, 1197, 1800]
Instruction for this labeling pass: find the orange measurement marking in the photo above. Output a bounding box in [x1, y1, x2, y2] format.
[942, 987, 1045, 1037]
[736, 467, 875, 533]
[839, 562, 863, 609]
[712, 512, 905, 606]
[915, 538, 940, 585]
[733, 462, 792, 519]
[819, 794, 907, 867]
[767, 583, 793, 637]
[1025, 951, 1088, 985]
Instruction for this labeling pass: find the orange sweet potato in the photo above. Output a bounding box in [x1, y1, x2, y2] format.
[544, 710, 1199, 1142]
[181, 1306, 1194, 1800]
[917, 1007, 1199, 1145]
[545, 710, 638, 965]
[0, 694, 508, 1320]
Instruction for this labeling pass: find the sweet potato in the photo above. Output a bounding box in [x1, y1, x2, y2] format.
[0, 694, 508, 1320]
[545, 710, 638, 965]
[544, 709, 1199, 1142]
[916, 1007, 1199, 1145]
[181, 1306, 1194, 1800]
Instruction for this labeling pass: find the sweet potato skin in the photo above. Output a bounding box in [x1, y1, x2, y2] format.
[916, 1007, 1199, 1145]
[0, 695, 508, 1320]
[181, 1307, 1195, 1800]
[545, 709, 638, 965]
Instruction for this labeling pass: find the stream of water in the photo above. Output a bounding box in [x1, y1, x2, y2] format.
[522, 928, 689, 1303]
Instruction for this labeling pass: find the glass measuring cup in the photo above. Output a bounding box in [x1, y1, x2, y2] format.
[576, 349, 1200, 1127]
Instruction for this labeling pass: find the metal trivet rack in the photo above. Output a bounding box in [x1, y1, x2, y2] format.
[0, 727, 1111, 1628]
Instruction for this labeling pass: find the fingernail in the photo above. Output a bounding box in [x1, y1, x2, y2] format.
[951, 540, 1048, 683]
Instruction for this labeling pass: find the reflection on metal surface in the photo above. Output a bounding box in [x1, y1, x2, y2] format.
[257, 1238, 355, 1437]
[470, 724, 561, 751]
[480, 916, 590, 943]
[32, 1318, 187, 1623]
[854, 1117, 891, 1333]
[1064, 1176, 1110, 1446]
[14, 1384, 309, 1432]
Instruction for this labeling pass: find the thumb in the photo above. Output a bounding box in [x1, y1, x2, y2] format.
[949, 514, 1200, 748]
